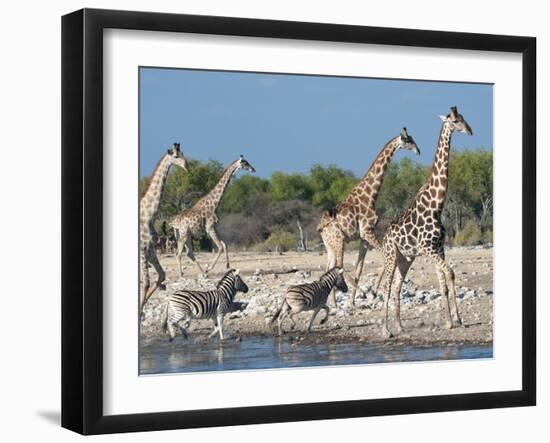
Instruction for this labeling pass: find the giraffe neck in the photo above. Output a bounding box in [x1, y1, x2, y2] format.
[206, 161, 239, 209]
[348, 137, 400, 206]
[142, 154, 172, 222]
[425, 122, 453, 213]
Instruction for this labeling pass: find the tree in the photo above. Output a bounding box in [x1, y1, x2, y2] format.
[309, 164, 357, 208]
[219, 175, 270, 215]
[158, 159, 224, 219]
[446, 149, 493, 234]
[377, 158, 429, 219]
[269, 172, 314, 203]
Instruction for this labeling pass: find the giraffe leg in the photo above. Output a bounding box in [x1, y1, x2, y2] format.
[372, 265, 385, 296]
[325, 246, 338, 309]
[184, 233, 205, 275]
[426, 253, 453, 329]
[332, 232, 345, 309]
[321, 225, 344, 310]
[141, 248, 166, 313]
[381, 243, 398, 338]
[350, 239, 368, 306]
[205, 225, 228, 272]
[428, 253, 462, 328]
[139, 249, 151, 315]
[391, 253, 414, 335]
[361, 230, 385, 297]
[175, 229, 186, 277]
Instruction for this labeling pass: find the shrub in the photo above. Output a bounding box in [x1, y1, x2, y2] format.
[482, 229, 493, 244]
[257, 230, 297, 253]
[453, 221, 482, 246]
[218, 213, 268, 247]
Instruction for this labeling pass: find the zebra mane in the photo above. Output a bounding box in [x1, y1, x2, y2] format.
[216, 269, 236, 289]
[319, 267, 339, 286]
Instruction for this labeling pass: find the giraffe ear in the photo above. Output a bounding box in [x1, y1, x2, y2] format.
[439, 115, 448, 122]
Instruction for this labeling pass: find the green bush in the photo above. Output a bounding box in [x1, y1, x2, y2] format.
[482, 229, 493, 244]
[257, 230, 297, 252]
[453, 221, 482, 246]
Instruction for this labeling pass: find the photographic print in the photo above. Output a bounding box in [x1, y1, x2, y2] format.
[138, 67, 494, 375]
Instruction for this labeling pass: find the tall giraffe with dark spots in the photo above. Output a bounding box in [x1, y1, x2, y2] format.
[140, 143, 188, 314]
[380, 106, 473, 337]
[317, 128, 420, 307]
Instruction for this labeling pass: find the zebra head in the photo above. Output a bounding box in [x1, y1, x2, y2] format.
[334, 268, 348, 293]
[232, 269, 249, 293]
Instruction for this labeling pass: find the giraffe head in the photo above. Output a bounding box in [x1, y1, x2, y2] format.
[167, 143, 188, 170]
[237, 154, 256, 173]
[397, 127, 421, 155]
[439, 106, 473, 135]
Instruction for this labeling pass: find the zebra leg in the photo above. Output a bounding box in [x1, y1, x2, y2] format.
[307, 307, 321, 333]
[208, 318, 219, 338]
[289, 313, 298, 331]
[319, 305, 330, 325]
[217, 314, 225, 340]
[277, 303, 290, 336]
[166, 321, 176, 342]
[176, 319, 189, 340]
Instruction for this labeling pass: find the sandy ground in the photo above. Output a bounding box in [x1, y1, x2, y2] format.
[141, 247, 493, 344]
[141, 246, 493, 346]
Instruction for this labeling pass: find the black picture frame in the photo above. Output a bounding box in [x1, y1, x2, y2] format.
[61, 8, 536, 435]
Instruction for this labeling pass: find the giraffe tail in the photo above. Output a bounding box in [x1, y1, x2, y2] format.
[316, 214, 333, 232]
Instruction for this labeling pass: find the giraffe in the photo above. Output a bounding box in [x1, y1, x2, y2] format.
[317, 128, 420, 308]
[380, 106, 473, 337]
[170, 155, 255, 276]
[140, 143, 188, 314]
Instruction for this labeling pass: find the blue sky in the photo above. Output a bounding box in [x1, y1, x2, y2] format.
[139, 68, 492, 178]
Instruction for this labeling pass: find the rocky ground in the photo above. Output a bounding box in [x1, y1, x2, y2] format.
[140, 246, 493, 347]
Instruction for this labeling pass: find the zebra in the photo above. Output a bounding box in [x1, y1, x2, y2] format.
[161, 269, 249, 341]
[270, 267, 348, 336]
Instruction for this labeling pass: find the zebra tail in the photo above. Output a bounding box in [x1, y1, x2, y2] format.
[270, 299, 285, 326]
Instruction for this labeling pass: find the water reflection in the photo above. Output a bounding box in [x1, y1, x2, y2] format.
[139, 336, 492, 375]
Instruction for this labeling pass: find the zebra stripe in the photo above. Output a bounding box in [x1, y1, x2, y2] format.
[270, 267, 347, 335]
[162, 270, 248, 341]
